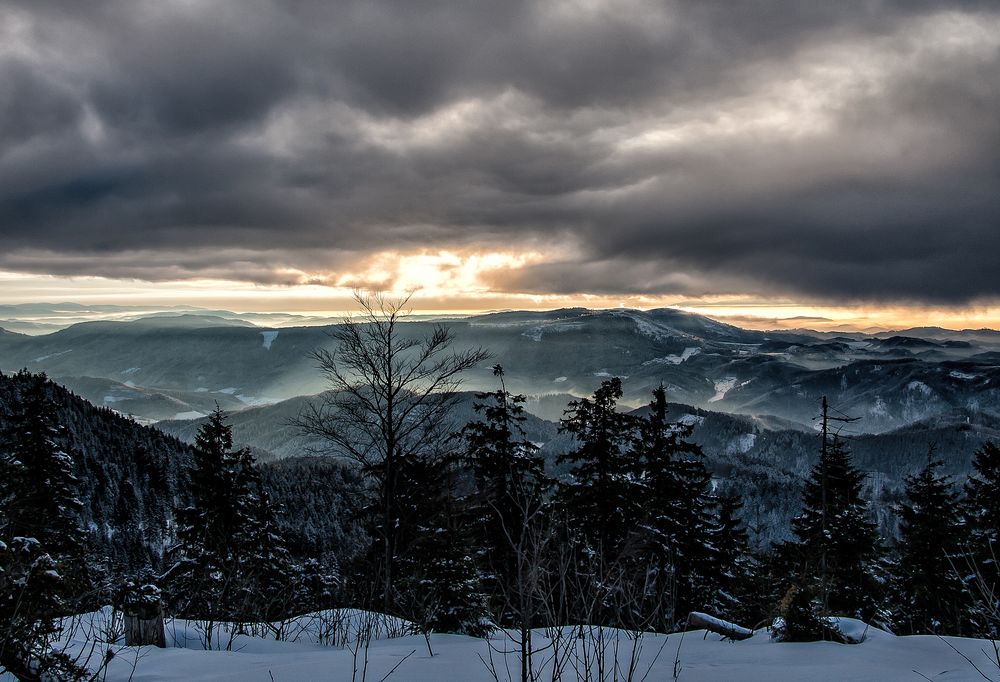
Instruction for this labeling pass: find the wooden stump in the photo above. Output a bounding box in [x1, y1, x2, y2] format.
[124, 600, 166, 647]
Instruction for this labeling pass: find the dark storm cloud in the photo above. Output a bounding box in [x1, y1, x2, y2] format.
[0, 0, 999, 302]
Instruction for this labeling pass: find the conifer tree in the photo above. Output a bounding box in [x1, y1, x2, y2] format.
[461, 365, 548, 609]
[239, 479, 300, 621]
[395, 452, 489, 635]
[711, 493, 756, 623]
[166, 406, 296, 623]
[964, 441, 1000, 634]
[631, 386, 716, 627]
[890, 452, 969, 635]
[0, 371, 88, 680]
[791, 435, 882, 619]
[555, 378, 647, 627]
[0, 371, 85, 561]
[557, 378, 641, 557]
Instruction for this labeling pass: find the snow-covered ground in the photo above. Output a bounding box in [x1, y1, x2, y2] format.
[260, 330, 280, 350]
[19, 610, 1000, 682]
[708, 377, 737, 402]
[172, 410, 206, 420]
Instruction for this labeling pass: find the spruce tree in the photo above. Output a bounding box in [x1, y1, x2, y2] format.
[711, 493, 756, 623]
[555, 378, 646, 627]
[461, 365, 548, 612]
[890, 452, 969, 635]
[0, 371, 85, 561]
[395, 452, 489, 635]
[167, 406, 296, 623]
[631, 386, 716, 627]
[0, 371, 88, 680]
[791, 435, 882, 619]
[964, 441, 1000, 635]
[239, 479, 299, 621]
[557, 378, 641, 558]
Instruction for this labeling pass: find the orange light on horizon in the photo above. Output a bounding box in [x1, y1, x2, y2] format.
[2, 264, 1000, 332]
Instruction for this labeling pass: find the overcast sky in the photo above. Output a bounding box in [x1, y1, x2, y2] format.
[1, 1, 999, 322]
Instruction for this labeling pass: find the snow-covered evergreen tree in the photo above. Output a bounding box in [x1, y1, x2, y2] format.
[790, 435, 882, 619]
[889, 453, 970, 635]
[0, 371, 88, 680]
[461, 365, 549, 613]
[631, 385, 716, 628]
[964, 441, 1000, 635]
[710, 493, 757, 624]
[165, 406, 299, 623]
[557, 378, 641, 558]
[395, 452, 489, 635]
[0, 371, 85, 563]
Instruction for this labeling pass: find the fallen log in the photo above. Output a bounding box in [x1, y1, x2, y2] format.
[687, 611, 754, 641]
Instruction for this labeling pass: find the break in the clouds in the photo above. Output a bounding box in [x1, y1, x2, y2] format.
[1, 0, 999, 304]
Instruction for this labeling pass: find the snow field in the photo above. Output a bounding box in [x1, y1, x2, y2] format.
[28, 610, 1000, 682]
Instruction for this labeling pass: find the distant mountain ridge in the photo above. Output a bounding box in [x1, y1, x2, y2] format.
[1, 306, 999, 436]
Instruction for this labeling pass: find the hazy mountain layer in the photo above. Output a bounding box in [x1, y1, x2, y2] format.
[3, 307, 1000, 435]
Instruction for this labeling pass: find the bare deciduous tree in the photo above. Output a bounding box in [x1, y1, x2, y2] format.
[295, 292, 490, 612]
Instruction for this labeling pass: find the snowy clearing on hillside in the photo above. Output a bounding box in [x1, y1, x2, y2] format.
[709, 377, 737, 402]
[172, 411, 206, 420]
[644, 347, 702, 366]
[237, 394, 281, 407]
[728, 433, 757, 454]
[678, 413, 705, 427]
[623, 312, 685, 341]
[35, 610, 1000, 682]
[260, 330, 279, 350]
[31, 349, 73, 363]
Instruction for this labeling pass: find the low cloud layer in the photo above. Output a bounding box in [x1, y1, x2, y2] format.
[1, 1, 998, 304]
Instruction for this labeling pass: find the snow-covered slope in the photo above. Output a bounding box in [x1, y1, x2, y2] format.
[45, 610, 1000, 682]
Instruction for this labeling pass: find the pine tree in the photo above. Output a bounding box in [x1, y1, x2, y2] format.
[0, 371, 85, 560]
[166, 406, 297, 624]
[631, 386, 716, 627]
[0, 371, 88, 680]
[557, 378, 641, 558]
[964, 441, 1000, 635]
[238, 479, 300, 621]
[461, 365, 549, 613]
[711, 494, 757, 624]
[890, 452, 970, 635]
[395, 452, 489, 635]
[791, 435, 882, 619]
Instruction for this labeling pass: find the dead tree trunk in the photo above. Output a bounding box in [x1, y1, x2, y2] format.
[686, 611, 753, 641]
